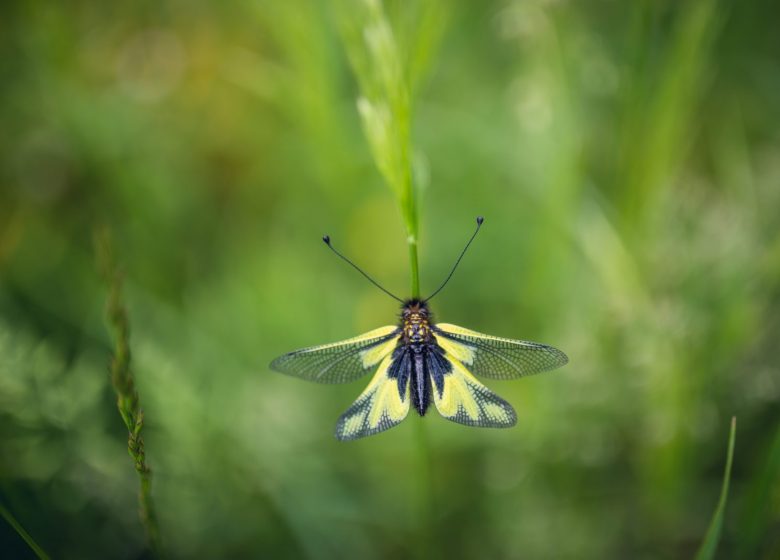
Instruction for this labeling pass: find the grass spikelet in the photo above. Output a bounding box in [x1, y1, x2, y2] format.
[95, 228, 161, 556]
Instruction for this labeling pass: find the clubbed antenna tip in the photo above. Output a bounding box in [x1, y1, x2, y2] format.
[477, 216, 484, 225]
[322, 235, 331, 244]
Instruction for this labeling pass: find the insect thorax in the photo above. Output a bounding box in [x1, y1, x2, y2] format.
[401, 299, 433, 344]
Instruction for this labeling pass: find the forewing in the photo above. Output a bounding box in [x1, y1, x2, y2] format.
[335, 353, 410, 440]
[430, 353, 516, 428]
[433, 323, 568, 380]
[270, 326, 400, 384]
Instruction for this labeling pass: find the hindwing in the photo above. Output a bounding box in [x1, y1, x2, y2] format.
[335, 352, 411, 440]
[429, 351, 517, 428]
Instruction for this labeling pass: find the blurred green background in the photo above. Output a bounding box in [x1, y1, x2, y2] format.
[1, 0, 779, 558]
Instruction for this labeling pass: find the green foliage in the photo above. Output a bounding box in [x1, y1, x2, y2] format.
[1, 0, 780, 558]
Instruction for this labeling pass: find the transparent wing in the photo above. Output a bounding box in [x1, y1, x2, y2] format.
[335, 353, 410, 441]
[270, 326, 400, 384]
[433, 323, 568, 380]
[430, 353, 516, 428]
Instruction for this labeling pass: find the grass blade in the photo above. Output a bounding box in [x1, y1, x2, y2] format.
[695, 416, 737, 560]
[0, 502, 51, 560]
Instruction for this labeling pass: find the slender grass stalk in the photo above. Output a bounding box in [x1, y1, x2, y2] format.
[0, 502, 51, 560]
[404, 159, 420, 297]
[95, 228, 161, 556]
[398, 97, 419, 298]
[695, 416, 737, 560]
[333, 1, 443, 556]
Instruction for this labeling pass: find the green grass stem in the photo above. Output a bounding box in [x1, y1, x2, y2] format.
[0, 502, 51, 560]
[695, 416, 737, 560]
[334, 1, 440, 555]
[334, 0, 428, 296]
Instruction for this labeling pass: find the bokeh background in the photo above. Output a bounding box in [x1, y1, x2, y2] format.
[1, 0, 779, 558]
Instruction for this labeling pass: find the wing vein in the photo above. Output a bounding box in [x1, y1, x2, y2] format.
[271, 328, 401, 384]
[434, 325, 568, 380]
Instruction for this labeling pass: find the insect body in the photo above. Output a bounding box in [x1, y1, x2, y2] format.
[270, 218, 568, 440]
[397, 299, 437, 417]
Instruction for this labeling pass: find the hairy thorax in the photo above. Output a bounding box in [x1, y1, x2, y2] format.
[401, 299, 433, 346]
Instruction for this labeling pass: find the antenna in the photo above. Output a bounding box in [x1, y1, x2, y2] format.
[322, 235, 404, 303]
[424, 216, 484, 302]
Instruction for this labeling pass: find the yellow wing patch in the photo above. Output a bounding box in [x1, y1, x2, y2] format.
[270, 325, 399, 384]
[434, 332, 475, 365]
[359, 331, 400, 368]
[335, 354, 410, 441]
[310, 325, 398, 351]
[434, 323, 568, 380]
[432, 354, 516, 428]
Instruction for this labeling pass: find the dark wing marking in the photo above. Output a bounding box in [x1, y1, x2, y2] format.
[270, 326, 400, 384]
[335, 353, 410, 440]
[429, 353, 516, 427]
[433, 323, 568, 380]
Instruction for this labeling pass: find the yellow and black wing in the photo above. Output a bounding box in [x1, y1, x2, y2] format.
[270, 326, 400, 384]
[334, 352, 410, 440]
[432, 323, 568, 380]
[429, 350, 517, 428]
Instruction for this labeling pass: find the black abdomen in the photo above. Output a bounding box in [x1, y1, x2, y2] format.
[388, 340, 452, 417]
[410, 347, 431, 416]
